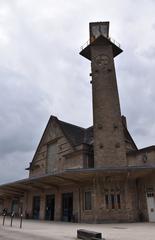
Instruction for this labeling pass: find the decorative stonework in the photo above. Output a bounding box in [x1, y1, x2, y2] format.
[93, 54, 109, 70]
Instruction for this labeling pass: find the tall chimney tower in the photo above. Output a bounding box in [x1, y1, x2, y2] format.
[80, 22, 127, 168]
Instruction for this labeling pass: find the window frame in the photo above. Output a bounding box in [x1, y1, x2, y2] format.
[84, 191, 92, 211]
[104, 189, 121, 210]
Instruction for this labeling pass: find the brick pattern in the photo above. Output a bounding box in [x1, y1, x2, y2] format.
[91, 44, 127, 168]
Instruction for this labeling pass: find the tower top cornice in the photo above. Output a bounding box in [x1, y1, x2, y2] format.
[79, 21, 122, 60]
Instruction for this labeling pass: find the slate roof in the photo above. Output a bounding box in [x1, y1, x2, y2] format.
[59, 120, 85, 146]
[122, 120, 138, 150]
[57, 116, 137, 149]
[127, 145, 155, 156]
[58, 119, 93, 146]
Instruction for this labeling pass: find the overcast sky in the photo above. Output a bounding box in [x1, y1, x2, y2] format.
[0, 0, 155, 183]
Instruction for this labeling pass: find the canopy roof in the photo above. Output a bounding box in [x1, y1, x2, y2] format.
[0, 166, 155, 199]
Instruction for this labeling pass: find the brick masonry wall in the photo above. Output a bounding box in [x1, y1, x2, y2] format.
[29, 119, 85, 177]
[91, 44, 127, 168]
[21, 173, 138, 223]
[127, 149, 155, 167]
[80, 174, 138, 223]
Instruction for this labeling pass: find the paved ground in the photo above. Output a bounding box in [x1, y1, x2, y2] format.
[0, 217, 155, 240]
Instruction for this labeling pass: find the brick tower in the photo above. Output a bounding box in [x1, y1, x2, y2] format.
[80, 22, 127, 168]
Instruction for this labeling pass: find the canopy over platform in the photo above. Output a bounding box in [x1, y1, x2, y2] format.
[0, 166, 155, 198]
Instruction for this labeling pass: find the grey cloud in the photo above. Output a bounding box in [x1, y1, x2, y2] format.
[140, 47, 155, 60]
[0, 150, 32, 184]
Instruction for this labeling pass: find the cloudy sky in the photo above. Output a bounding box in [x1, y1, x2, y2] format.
[0, 0, 155, 183]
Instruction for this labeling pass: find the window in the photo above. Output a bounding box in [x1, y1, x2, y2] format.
[47, 142, 58, 173]
[105, 194, 109, 209]
[105, 190, 121, 209]
[84, 191, 92, 210]
[117, 194, 121, 209]
[111, 194, 115, 209]
[147, 192, 154, 198]
[146, 187, 154, 198]
[84, 146, 94, 169]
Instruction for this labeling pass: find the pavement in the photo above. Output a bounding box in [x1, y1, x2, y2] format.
[0, 217, 155, 240]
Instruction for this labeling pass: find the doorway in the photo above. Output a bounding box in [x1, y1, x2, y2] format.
[45, 194, 55, 220]
[146, 190, 155, 222]
[0, 200, 3, 214]
[11, 199, 19, 216]
[62, 193, 73, 222]
[32, 196, 40, 219]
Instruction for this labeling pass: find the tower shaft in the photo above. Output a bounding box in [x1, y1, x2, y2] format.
[80, 22, 127, 168]
[91, 43, 126, 168]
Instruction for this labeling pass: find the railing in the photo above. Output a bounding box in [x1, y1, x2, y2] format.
[1, 212, 23, 228]
[109, 37, 121, 48]
[80, 40, 90, 51]
[80, 36, 121, 51]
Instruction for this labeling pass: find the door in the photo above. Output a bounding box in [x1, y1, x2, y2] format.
[45, 194, 55, 220]
[32, 196, 40, 219]
[11, 199, 19, 216]
[62, 193, 73, 222]
[146, 191, 155, 222]
[0, 200, 3, 214]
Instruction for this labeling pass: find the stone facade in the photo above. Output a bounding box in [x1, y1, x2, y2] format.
[91, 43, 127, 168]
[0, 22, 155, 223]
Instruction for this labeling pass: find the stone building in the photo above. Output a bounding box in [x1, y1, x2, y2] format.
[0, 22, 155, 223]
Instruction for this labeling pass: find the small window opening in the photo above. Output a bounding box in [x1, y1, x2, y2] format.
[84, 191, 92, 210]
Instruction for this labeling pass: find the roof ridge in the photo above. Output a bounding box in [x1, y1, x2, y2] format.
[86, 126, 93, 130]
[59, 120, 86, 131]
